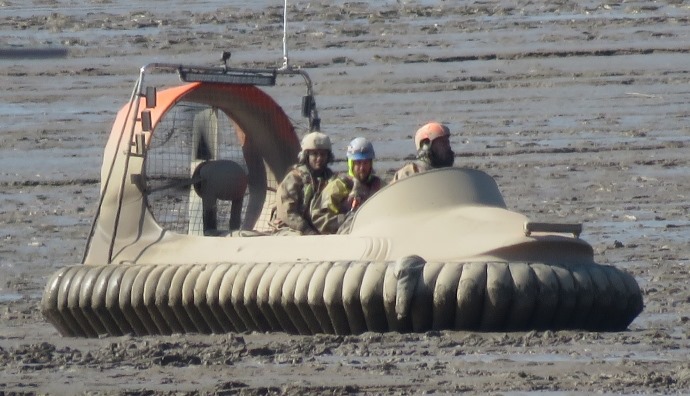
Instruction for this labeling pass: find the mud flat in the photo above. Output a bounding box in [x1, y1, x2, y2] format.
[1, 1, 689, 394]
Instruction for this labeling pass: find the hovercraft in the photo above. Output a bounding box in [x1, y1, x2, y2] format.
[41, 59, 643, 337]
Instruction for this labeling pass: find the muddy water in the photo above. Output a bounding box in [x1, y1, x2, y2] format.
[1, 1, 689, 394]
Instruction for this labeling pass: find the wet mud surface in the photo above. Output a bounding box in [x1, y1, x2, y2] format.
[1, 1, 689, 394]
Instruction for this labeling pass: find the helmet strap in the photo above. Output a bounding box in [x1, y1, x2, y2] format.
[348, 159, 374, 182]
[297, 150, 307, 164]
[417, 140, 431, 161]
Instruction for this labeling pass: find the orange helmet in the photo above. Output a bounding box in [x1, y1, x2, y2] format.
[414, 122, 450, 150]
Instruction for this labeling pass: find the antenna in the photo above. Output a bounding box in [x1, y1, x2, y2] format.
[281, 0, 290, 70]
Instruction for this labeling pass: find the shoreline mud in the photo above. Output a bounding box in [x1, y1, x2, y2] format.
[1, 1, 689, 394]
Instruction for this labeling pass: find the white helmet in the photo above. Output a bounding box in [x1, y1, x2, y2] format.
[346, 137, 375, 160]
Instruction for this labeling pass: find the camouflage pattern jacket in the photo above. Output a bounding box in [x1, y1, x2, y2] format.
[311, 174, 385, 234]
[273, 164, 334, 235]
[391, 159, 431, 183]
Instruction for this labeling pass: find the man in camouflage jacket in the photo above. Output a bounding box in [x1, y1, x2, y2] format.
[273, 131, 335, 235]
[392, 122, 455, 182]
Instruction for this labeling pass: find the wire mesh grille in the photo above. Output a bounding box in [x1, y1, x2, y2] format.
[144, 101, 277, 235]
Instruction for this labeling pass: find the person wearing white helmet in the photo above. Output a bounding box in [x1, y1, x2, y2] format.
[311, 136, 385, 234]
[392, 121, 455, 182]
[272, 131, 335, 235]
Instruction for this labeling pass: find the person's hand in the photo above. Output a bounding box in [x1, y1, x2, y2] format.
[350, 196, 362, 211]
[348, 179, 364, 211]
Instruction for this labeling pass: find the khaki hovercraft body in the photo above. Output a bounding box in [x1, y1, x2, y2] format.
[41, 62, 643, 337]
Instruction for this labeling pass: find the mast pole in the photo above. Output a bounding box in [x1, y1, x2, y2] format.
[281, 0, 290, 70]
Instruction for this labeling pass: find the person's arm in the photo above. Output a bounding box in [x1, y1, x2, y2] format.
[276, 171, 318, 234]
[392, 162, 420, 183]
[310, 178, 349, 234]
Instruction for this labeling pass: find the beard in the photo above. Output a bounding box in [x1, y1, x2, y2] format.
[430, 149, 455, 168]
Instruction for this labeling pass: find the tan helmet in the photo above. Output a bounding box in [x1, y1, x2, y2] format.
[414, 122, 450, 150]
[301, 131, 332, 151]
